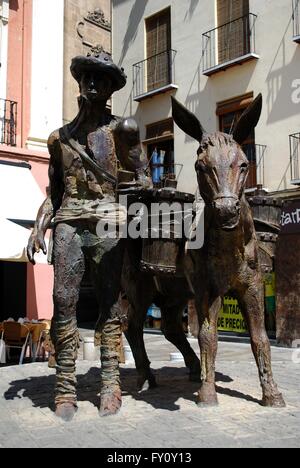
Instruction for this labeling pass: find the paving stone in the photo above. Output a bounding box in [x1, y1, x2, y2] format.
[0, 336, 299, 448]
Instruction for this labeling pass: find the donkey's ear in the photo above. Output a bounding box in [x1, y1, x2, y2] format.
[171, 96, 204, 142]
[233, 94, 263, 145]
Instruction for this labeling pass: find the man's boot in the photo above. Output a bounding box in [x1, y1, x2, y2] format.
[51, 317, 80, 422]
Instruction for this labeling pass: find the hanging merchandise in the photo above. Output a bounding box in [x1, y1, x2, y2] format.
[158, 150, 166, 182]
[151, 148, 159, 183]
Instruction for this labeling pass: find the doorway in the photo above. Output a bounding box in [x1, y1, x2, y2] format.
[0, 261, 27, 321]
[147, 139, 175, 187]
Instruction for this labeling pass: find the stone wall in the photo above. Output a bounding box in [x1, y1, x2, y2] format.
[63, 0, 111, 124]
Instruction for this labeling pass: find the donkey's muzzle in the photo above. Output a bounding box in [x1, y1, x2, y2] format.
[213, 197, 241, 229]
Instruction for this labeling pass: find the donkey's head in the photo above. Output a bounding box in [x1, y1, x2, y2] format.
[172, 94, 262, 230]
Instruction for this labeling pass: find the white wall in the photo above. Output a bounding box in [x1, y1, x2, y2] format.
[113, 0, 300, 194]
[27, 0, 65, 150]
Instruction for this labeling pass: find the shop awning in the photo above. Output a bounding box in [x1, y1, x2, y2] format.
[0, 218, 48, 264]
[0, 161, 45, 221]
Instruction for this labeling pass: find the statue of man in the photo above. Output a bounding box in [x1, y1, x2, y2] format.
[27, 51, 151, 421]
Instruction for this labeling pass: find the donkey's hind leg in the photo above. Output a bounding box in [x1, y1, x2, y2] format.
[237, 282, 285, 408]
[125, 304, 157, 391]
[161, 304, 200, 382]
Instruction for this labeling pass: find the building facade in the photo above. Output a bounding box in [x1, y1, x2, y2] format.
[112, 0, 300, 344]
[63, 0, 111, 124]
[0, 0, 111, 322]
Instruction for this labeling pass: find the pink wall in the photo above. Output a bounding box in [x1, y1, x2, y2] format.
[0, 147, 52, 321]
[2, 1, 53, 321]
[6, 0, 32, 148]
[26, 157, 53, 320]
[27, 263, 53, 320]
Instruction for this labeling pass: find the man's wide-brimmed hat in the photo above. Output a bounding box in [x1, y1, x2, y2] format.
[70, 51, 127, 92]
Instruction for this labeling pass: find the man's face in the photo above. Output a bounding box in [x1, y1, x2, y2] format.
[80, 72, 113, 102]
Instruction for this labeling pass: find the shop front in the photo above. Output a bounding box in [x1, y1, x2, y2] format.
[276, 198, 300, 346]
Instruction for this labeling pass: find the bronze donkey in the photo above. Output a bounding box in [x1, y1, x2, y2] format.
[122, 239, 200, 391]
[171, 94, 285, 408]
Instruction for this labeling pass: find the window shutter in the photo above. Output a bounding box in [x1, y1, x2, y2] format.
[217, 0, 250, 64]
[146, 9, 171, 91]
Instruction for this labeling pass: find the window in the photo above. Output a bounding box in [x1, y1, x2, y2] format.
[144, 118, 175, 188]
[146, 8, 171, 92]
[217, 93, 260, 189]
[293, 0, 300, 42]
[217, 0, 250, 63]
[290, 132, 300, 183]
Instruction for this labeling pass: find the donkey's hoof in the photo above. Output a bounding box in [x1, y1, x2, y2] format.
[99, 389, 122, 417]
[262, 392, 286, 408]
[137, 374, 157, 393]
[55, 403, 77, 422]
[197, 383, 219, 407]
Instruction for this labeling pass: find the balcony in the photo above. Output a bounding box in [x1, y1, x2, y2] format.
[290, 133, 300, 184]
[202, 14, 259, 76]
[244, 144, 266, 190]
[133, 50, 178, 102]
[0, 99, 17, 147]
[293, 0, 300, 43]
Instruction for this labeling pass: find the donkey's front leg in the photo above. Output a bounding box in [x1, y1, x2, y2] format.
[238, 283, 285, 408]
[196, 295, 222, 406]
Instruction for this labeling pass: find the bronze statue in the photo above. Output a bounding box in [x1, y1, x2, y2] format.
[121, 95, 286, 408]
[122, 239, 200, 391]
[171, 94, 286, 408]
[27, 51, 151, 421]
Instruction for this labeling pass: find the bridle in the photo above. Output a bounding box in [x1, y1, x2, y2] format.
[213, 194, 239, 202]
[210, 193, 240, 209]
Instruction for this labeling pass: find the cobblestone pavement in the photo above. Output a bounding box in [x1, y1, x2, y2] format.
[0, 334, 299, 448]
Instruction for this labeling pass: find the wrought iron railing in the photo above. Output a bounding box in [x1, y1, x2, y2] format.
[133, 49, 177, 99]
[0, 99, 17, 146]
[293, 0, 300, 39]
[151, 163, 183, 189]
[244, 144, 266, 189]
[290, 133, 300, 182]
[202, 13, 258, 73]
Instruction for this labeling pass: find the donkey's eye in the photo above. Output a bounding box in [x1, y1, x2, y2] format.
[240, 163, 249, 172]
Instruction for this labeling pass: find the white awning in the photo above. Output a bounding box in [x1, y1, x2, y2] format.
[0, 218, 48, 264]
[0, 162, 45, 221]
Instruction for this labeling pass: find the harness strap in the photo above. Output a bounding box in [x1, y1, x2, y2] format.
[213, 194, 239, 202]
[61, 126, 118, 187]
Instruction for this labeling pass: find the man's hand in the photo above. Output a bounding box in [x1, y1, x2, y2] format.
[27, 230, 47, 265]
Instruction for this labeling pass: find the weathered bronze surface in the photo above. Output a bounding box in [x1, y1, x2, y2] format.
[170, 94, 285, 408]
[27, 51, 151, 421]
[138, 188, 194, 276]
[121, 186, 201, 391]
[248, 187, 283, 273]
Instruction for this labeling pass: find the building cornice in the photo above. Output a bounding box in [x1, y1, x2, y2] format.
[0, 144, 49, 164]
